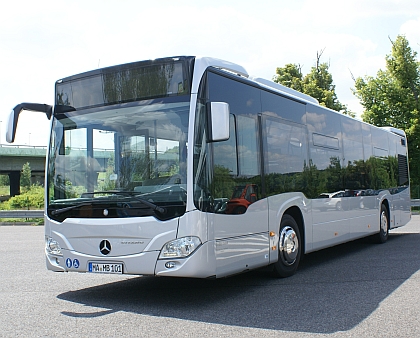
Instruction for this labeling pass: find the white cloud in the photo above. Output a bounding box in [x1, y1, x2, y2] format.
[400, 16, 420, 45]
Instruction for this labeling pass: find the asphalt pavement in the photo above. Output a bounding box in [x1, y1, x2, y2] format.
[0, 216, 420, 337]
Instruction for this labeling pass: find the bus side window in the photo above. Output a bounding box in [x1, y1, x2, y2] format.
[212, 114, 238, 213]
[263, 117, 307, 196]
[207, 70, 262, 215]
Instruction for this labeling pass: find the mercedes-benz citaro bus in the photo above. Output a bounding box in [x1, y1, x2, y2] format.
[6, 56, 411, 278]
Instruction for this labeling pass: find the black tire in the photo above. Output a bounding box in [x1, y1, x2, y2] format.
[372, 204, 389, 244]
[272, 215, 301, 278]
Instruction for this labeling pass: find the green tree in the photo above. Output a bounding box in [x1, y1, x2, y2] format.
[274, 50, 355, 117]
[20, 162, 32, 191]
[353, 35, 420, 185]
[0, 174, 9, 186]
[273, 63, 303, 92]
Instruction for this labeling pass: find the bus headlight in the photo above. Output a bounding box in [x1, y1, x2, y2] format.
[159, 236, 201, 259]
[45, 236, 62, 256]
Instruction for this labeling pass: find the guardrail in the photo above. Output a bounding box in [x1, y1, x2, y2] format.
[412, 199, 420, 207]
[0, 210, 43, 218]
[0, 144, 48, 149]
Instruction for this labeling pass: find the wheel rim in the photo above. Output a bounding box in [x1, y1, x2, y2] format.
[380, 210, 388, 234]
[279, 226, 299, 266]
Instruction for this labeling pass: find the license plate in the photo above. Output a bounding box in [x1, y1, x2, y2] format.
[88, 262, 123, 274]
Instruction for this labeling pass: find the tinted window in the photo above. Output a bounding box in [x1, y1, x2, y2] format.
[193, 93, 212, 212]
[307, 111, 344, 198]
[341, 117, 362, 141]
[306, 105, 342, 136]
[371, 126, 387, 149]
[213, 114, 238, 176]
[343, 138, 364, 190]
[56, 61, 190, 109]
[342, 119, 364, 191]
[263, 117, 308, 196]
[237, 115, 260, 176]
[309, 146, 343, 198]
[362, 123, 373, 160]
[207, 71, 262, 214]
[207, 71, 260, 117]
[261, 90, 306, 124]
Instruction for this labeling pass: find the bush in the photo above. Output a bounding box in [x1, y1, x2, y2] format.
[0, 185, 44, 210]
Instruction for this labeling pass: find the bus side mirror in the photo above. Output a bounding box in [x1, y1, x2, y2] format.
[6, 103, 52, 143]
[207, 102, 230, 142]
[6, 109, 17, 143]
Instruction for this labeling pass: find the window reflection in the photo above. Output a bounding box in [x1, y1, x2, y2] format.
[206, 71, 262, 215]
[263, 117, 307, 196]
[212, 114, 261, 215]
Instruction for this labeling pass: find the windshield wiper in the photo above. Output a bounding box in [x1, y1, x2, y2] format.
[50, 202, 97, 216]
[80, 190, 166, 214]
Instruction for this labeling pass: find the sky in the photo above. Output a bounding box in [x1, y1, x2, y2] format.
[1, 0, 420, 146]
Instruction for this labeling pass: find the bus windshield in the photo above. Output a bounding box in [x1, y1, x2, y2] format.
[47, 98, 189, 222]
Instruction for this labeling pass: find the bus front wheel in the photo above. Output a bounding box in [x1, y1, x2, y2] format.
[273, 215, 301, 278]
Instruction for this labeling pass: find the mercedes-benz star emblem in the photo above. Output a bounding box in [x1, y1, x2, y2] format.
[99, 240, 111, 255]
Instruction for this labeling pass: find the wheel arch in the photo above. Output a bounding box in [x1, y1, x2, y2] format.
[372, 198, 391, 244]
[381, 198, 390, 226]
[283, 206, 305, 254]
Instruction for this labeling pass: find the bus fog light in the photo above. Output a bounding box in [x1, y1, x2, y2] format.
[165, 261, 176, 269]
[45, 236, 62, 256]
[159, 236, 201, 259]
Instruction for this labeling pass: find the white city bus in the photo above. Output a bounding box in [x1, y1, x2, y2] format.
[6, 56, 411, 278]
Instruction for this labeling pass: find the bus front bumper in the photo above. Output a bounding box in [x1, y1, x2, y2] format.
[46, 241, 216, 278]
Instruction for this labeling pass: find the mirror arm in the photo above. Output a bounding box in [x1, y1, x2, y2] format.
[6, 103, 52, 143]
[12, 103, 53, 120]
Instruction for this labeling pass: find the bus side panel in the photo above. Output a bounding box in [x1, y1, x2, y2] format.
[391, 188, 411, 228]
[311, 198, 350, 250]
[391, 131, 411, 229]
[210, 199, 270, 277]
[348, 195, 379, 238]
[400, 187, 411, 226]
[312, 195, 379, 251]
[155, 241, 217, 278]
[214, 233, 270, 278]
[177, 209, 208, 243]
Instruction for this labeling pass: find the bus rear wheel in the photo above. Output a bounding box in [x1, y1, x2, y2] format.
[372, 204, 389, 244]
[272, 215, 301, 278]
